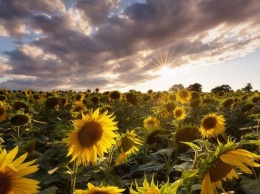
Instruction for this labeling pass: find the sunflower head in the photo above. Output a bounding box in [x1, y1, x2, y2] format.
[189, 98, 201, 108]
[0, 94, 7, 101]
[173, 106, 186, 121]
[63, 108, 119, 166]
[75, 93, 84, 102]
[25, 88, 32, 97]
[75, 182, 125, 194]
[115, 130, 142, 165]
[32, 94, 41, 100]
[45, 97, 60, 109]
[126, 92, 138, 106]
[91, 96, 100, 104]
[109, 90, 122, 100]
[176, 89, 191, 104]
[145, 129, 164, 145]
[174, 125, 200, 149]
[241, 103, 254, 113]
[13, 101, 29, 112]
[156, 109, 171, 119]
[165, 102, 176, 113]
[143, 116, 160, 131]
[200, 139, 260, 194]
[130, 175, 160, 194]
[10, 113, 31, 126]
[0, 104, 7, 122]
[222, 98, 234, 108]
[59, 97, 69, 107]
[0, 146, 40, 194]
[200, 114, 225, 138]
[142, 94, 152, 102]
[71, 102, 86, 113]
[252, 96, 260, 103]
[147, 89, 153, 94]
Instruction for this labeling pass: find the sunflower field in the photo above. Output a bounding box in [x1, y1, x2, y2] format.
[0, 87, 260, 194]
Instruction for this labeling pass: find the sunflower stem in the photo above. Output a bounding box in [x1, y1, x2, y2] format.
[186, 150, 199, 194]
[143, 142, 148, 163]
[70, 160, 78, 194]
[106, 145, 115, 180]
[165, 154, 171, 182]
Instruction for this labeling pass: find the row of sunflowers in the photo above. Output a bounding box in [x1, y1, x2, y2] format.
[0, 87, 260, 194]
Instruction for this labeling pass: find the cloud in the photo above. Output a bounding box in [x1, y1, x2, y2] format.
[0, 0, 260, 91]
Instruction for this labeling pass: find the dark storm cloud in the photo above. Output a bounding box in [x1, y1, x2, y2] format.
[1, 0, 260, 91]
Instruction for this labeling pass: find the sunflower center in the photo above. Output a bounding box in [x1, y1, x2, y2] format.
[209, 157, 233, 182]
[122, 137, 134, 152]
[202, 116, 217, 130]
[180, 91, 188, 98]
[0, 107, 4, 115]
[175, 110, 182, 117]
[0, 172, 12, 194]
[147, 120, 155, 126]
[78, 121, 103, 148]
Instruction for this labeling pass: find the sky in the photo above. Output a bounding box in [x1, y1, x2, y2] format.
[0, 0, 260, 93]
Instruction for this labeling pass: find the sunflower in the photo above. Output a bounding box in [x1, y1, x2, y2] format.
[200, 114, 225, 138]
[0, 146, 40, 194]
[0, 104, 7, 122]
[130, 174, 176, 194]
[145, 129, 164, 145]
[71, 102, 86, 113]
[201, 139, 260, 194]
[174, 125, 200, 148]
[176, 89, 191, 104]
[115, 130, 142, 165]
[10, 114, 30, 126]
[109, 90, 122, 100]
[173, 106, 186, 121]
[63, 108, 119, 166]
[130, 175, 160, 194]
[156, 109, 171, 119]
[143, 116, 160, 131]
[75, 182, 124, 194]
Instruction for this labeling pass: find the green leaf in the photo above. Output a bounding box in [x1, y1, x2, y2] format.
[168, 179, 184, 194]
[154, 148, 175, 156]
[179, 141, 199, 151]
[240, 176, 260, 194]
[173, 162, 192, 171]
[239, 139, 260, 145]
[182, 169, 198, 179]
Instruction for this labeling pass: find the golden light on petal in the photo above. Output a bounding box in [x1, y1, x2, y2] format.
[176, 89, 192, 104]
[143, 116, 160, 131]
[200, 114, 225, 138]
[173, 106, 186, 121]
[63, 109, 119, 166]
[0, 105, 7, 122]
[201, 140, 260, 194]
[0, 146, 40, 193]
[75, 182, 124, 194]
[115, 130, 142, 165]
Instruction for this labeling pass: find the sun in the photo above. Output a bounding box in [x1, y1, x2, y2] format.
[157, 65, 172, 76]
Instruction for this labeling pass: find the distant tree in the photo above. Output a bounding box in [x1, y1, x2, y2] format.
[241, 83, 253, 92]
[211, 84, 233, 94]
[187, 83, 202, 92]
[169, 84, 184, 92]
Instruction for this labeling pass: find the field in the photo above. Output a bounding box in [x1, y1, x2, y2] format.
[0, 88, 260, 194]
